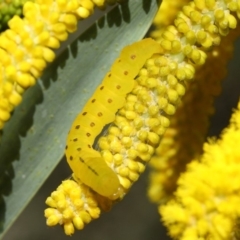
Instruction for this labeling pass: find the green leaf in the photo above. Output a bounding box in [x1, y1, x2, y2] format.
[0, 0, 159, 238]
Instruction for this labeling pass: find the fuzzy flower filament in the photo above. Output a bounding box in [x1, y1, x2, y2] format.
[160, 101, 240, 240]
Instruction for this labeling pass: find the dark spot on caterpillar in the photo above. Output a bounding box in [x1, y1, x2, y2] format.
[108, 73, 111, 77]
[77, 147, 81, 151]
[86, 132, 91, 137]
[65, 145, 68, 150]
[79, 157, 98, 175]
[100, 86, 104, 90]
[124, 71, 128, 75]
[88, 166, 98, 176]
[79, 157, 84, 163]
[83, 112, 87, 116]
[70, 156, 73, 160]
[108, 99, 112, 103]
[88, 144, 91, 148]
[90, 122, 95, 127]
[98, 112, 103, 117]
[73, 138, 78, 142]
[91, 99, 96, 103]
[131, 54, 136, 59]
[75, 125, 80, 129]
[118, 59, 121, 63]
[116, 85, 121, 89]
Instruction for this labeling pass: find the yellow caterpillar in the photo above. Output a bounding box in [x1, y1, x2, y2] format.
[65, 38, 160, 197]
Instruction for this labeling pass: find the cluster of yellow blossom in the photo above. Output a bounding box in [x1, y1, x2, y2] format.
[45, 180, 103, 235]
[148, 11, 240, 204]
[45, 0, 240, 235]
[0, 0, 118, 130]
[150, 0, 191, 39]
[0, 0, 32, 31]
[160, 101, 240, 239]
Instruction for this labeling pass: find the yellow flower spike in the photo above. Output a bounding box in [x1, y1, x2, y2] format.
[45, 179, 104, 235]
[159, 100, 240, 239]
[0, 0, 122, 130]
[147, 0, 240, 210]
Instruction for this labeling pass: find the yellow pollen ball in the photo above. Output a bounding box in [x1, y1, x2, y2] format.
[148, 132, 160, 145]
[176, 83, 186, 96]
[73, 217, 84, 230]
[46, 215, 60, 226]
[159, 116, 170, 127]
[156, 85, 167, 94]
[102, 150, 113, 163]
[164, 104, 176, 115]
[137, 162, 145, 173]
[148, 118, 160, 129]
[77, 7, 90, 18]
[160, 39, 172, 51]
[148, 105, 159, 116]
[158, 97, 168, 109]
[127, 149, 138, 159]
[110, 140, 122, 153]
[81, 0, 94, 10]
[119, 176, 131, 189]
[121, 137, 132, 148]
[0, 109, 10, 121]
[133, 117, 144, 129]
[118, 167, 129, 177]
[167, 89, 179, 103]
[138, 130, 148, 141]
[113, 154, 123, 165]
[125, 111, 137, 120]
[64, 222, 74, 236]
[98, 137, 110, 150]
[146, 77, 158, 88]
[137, 143, 149, 153]
[129, 171, 139, 181]
[128, 160, 139, 172]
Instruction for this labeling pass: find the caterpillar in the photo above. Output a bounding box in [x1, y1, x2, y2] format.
[65, 38, 160, 197]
